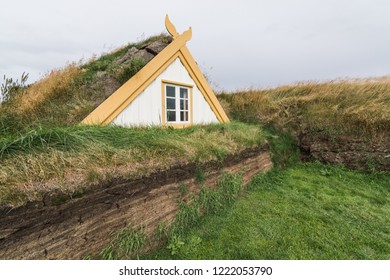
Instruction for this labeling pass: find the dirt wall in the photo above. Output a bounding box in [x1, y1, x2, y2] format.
[0, 145, 272, 259]
[299, 133, 389, 171]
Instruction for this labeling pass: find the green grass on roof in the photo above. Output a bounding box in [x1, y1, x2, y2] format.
[0, 34, 172, 134]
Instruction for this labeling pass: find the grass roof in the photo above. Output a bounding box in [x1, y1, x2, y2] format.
[0, 34, 172, 134]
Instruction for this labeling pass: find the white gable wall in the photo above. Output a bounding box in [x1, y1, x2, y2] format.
[112, 57, 219, 127]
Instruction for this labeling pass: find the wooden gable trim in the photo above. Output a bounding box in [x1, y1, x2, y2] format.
[178, 47, 229, 123]
[81, 28, 192, 125]
[81, 16, 229, 126]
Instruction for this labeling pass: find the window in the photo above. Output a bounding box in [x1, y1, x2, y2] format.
[163, 82, 192, 125]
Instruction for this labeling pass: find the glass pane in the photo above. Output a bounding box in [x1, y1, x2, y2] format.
[180, 99, 188, 110]
[180, 88, 188, 99]
[167, 110, 176, 122]
[180, 111, 188, 122]
[166, 86, 175, 97]
[167, 98, 175, 109]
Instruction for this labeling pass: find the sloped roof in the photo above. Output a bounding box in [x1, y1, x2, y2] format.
[82, 16, 229, 125]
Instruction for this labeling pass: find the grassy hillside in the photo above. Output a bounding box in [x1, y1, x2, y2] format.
[145, 162, 390, 260]
[219, 78, 390, 140]
[0, 34, 172, 134]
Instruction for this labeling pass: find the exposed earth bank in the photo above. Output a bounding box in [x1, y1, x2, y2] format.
[0, 145, 272, 259]
[299, 133, 389, 171]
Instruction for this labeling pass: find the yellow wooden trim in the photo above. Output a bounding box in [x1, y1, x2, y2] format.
[165, 15, 179, 39]
[81, 27, 192, 125]
[81, 16, 229, 127]
[162, 79, 193, 88]
[178, 47, 230, 123]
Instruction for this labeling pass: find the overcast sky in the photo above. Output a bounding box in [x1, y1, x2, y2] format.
[1, 0, 390, 91]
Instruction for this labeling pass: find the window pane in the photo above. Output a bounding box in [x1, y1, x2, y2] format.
[180, 111, 189, 122]
[167, 110, 176, 122]
[180, 88, 188, 99]
[166, 86, 175, 97]
[180, 99, 188, 110]
[179, 99, 188, 110]
[167, 98, 175, 109]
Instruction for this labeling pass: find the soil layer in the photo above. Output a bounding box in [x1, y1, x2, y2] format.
[0, 145, 272, 259]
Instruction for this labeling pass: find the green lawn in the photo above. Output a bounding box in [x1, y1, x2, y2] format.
[145, 163, 390, 259]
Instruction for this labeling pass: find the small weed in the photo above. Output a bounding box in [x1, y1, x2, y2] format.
[319, 167, 332, 176]
[167, 235, 185, 256]
[188, 235, 202, 247]
[1, 72, 29, 102]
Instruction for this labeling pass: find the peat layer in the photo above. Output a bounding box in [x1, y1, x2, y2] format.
[0, 145, 272, 259]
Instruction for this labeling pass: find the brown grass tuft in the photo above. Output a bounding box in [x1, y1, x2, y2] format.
[15, 64, 82, 114]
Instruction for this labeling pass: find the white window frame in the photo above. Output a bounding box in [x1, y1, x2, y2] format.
[162, 81, 193, 126]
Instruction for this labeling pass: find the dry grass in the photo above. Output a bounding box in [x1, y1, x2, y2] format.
[219, 77, 390, 139]
[0, 34, 171, 133]
[0, 123, 266, 208]
[13, 64, 82, 114]
[0, 62, 93, 130]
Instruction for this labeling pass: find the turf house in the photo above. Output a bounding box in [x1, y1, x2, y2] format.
[82, 16, 229, 128]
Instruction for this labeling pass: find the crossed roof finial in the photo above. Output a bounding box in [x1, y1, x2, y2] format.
[165, 15, 179, 39]
[165, 15, 192, 41]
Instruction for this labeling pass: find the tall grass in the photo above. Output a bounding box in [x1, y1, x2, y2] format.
[219, 78, 390, 139]
[0, 122, 266, 208]
[0, 34, 172, 133]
